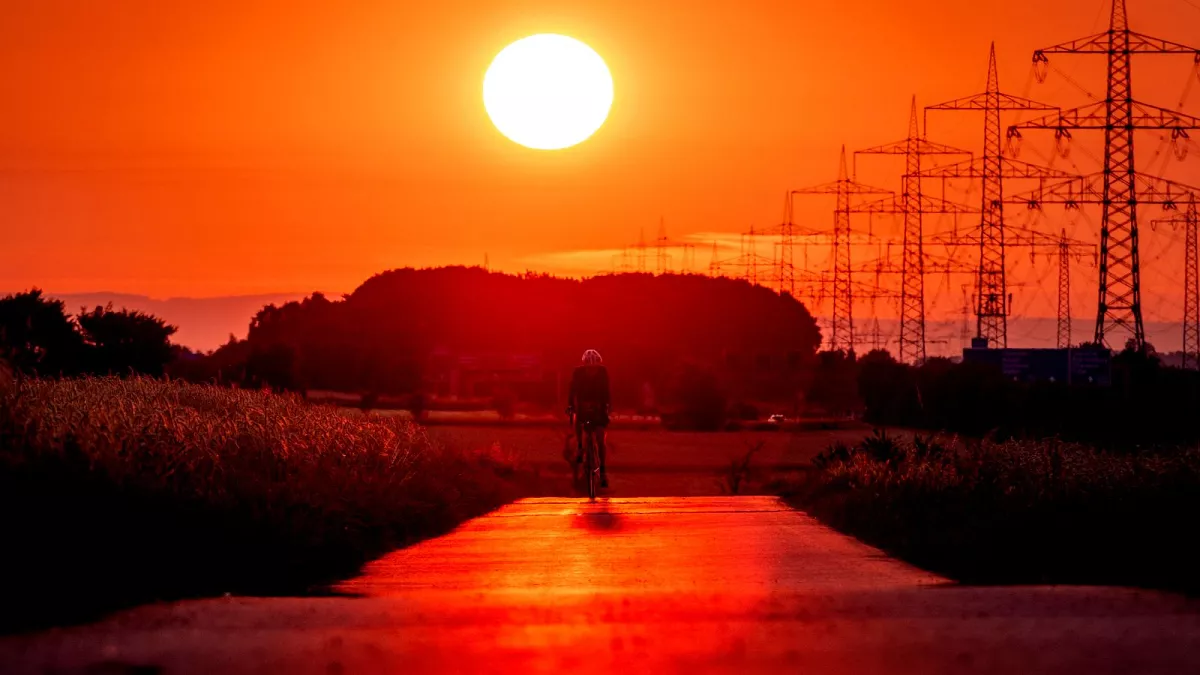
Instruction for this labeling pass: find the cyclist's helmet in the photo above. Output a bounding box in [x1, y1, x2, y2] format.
[582, 349, 603, 365]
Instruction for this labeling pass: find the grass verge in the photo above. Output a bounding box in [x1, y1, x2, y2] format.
[771, 431, 1200, 593]
[0, 376, 541, 632]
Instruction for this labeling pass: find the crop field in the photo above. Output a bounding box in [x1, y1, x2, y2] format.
[0, 377, 538, 631]
[777, 432, 1200, 593]
[425, 424, 876, 496]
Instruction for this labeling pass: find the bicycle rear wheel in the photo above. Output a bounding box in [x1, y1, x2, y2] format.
[586, 433, 597, 501]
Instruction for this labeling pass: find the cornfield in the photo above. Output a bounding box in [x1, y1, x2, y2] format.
[0, 376, 536, 630]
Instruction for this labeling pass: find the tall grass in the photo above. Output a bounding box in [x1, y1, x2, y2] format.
[0, 376, 538, 631]
[776, 431, 1200, 592]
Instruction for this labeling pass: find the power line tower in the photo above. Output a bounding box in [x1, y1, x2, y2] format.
[792, 146, 892, 352]
[1057, 228, 1072, 348]
[1012, 0, 1200, 349]
[1185, 200, 1199, 369]
[777, 193, 797, 296]
[855, 96, 973, 363]
[636, 228, 648, 272]
[708, 241, 722, 277]
[924, 43, 1063, 348]
[655, 217, 670, 274]
[1152, 198, 1200, 368]
[745, 226, 761, 286]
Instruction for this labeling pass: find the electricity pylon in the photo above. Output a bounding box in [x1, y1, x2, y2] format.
[855, 96, 972, 363]
[776, 193, 797, 296]
[923, 43, 1069, 348]
[1010, 0, 1200, 349]
[1057, 229, 1072, 349]
[1152, 199, 1199, 368]
[791, 146, 892, 352]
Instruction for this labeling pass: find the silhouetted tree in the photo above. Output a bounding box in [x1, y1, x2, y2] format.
[245, 344, 301, 392]
[0, 289, 83, 375]
[77, 304, 177, 377]
[234, 268, 822, 405]
[664, 363, 727, 431]
[806, 350, 860, 417]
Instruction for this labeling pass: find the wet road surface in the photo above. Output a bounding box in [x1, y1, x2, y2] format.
[3, 497, 1199, 674]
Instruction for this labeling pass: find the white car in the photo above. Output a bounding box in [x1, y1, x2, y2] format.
[767, 414, 786, 424]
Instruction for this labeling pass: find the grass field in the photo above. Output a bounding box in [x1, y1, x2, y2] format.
[424, 424, 872, 496]
[0, 377, 540, 632]
[775, 432, 1200, 593]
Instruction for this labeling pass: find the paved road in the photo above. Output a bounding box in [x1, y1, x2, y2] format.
[3, 498, 1199, 674]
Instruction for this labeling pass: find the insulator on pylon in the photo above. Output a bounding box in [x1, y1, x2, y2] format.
[1050, 127, 1071, 158]
[1005, 128, 1023, 158]
[1033, 52, 1049, 84]
[1172, 129, 1190, 161]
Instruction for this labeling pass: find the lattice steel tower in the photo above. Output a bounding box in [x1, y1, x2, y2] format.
[926, 44, 1059, 348]
[1019, 0, 1200, 348]
[1057, 229, 1072, 349]
[793, 147, 891, 352]
[856, 97, 971, 363]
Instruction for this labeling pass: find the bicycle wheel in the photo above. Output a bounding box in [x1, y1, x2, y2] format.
[586, 432, 597, 501]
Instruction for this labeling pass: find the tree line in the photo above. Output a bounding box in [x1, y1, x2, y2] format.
[1, 290, 176, 377]
[845, 346, 1200, 448]
[169, 267, 825, 410]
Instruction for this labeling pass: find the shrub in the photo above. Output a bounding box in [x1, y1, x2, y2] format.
[781, 433, 1200, 593]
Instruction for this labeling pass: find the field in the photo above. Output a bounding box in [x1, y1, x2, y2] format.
[0, 377, 540, 632]
[775, 432, 1200, 593]
[424, 424, 873, 496]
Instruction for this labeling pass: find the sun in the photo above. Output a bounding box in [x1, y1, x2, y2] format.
[483, 34, 614, 151]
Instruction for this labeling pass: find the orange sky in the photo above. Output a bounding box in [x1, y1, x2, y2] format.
[2, 0, 1199, 332]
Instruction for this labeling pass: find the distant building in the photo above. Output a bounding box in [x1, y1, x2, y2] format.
[962, 343, 1112, 386]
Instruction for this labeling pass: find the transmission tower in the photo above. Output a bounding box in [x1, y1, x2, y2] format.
[855, 97, 973, 363]
[744, 226, 761, 286]
[708, 241, 722, 277]
[1186, 201, 1199, 368]
[792, 147, 892, 352]
[924, 43, 1066, 348]
[1152, 198, 1200, 368]
[1010, 0, 1200, 349]
[777, 193, 797, 296]
[1057, 229, 1072, 348]
[655, 217, 669, 274]
[636, 228, 648, 272]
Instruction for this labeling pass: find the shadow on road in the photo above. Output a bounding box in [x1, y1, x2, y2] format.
[573, 501, 625, 533]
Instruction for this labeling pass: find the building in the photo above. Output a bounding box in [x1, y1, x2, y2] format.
[962, 342, 1112, 386]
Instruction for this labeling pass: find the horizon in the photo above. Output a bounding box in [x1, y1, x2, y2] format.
[4, 0, 1199, 353]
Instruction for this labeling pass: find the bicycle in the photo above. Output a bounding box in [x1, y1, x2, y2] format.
[570, 413, 601, 501]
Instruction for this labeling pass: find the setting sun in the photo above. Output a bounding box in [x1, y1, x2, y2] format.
[483, 34, 614, 151]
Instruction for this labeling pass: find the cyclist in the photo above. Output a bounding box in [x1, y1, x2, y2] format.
[566, 348, 611, 488]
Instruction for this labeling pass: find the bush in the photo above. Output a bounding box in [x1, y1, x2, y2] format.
[0, 377, 538, 631]
[857, 347, 1200, 448]
[781, 433, 1200, 593]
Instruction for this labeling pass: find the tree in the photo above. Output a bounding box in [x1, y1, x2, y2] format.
[77, 304, 177, 376]
[0, 289, 83, 375]
[664, 363, 727, 431]
[807, 350, 860, 417]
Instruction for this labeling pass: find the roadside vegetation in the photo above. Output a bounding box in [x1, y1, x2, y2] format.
[0, 374, 539, 632]
[774, 431, 1200, 593]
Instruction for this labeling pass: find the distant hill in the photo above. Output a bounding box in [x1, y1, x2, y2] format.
[41, 292, 310, 352]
